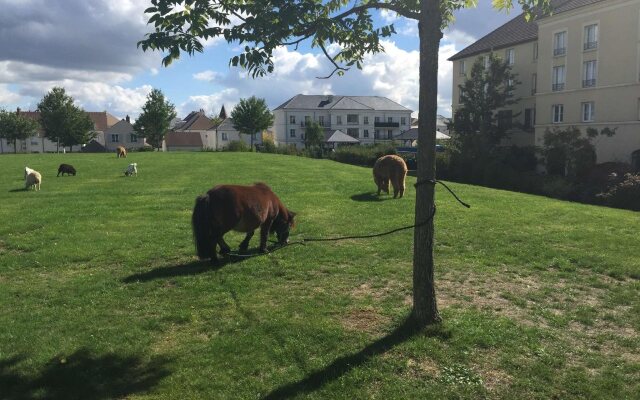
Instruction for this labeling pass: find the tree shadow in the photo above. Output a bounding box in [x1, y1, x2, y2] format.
[350, 192, 392, 202]
[262, 316, 451, 399]
[0, 349, 170, 400]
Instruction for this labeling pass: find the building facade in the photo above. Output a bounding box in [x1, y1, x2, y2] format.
[104, 116, 146, 152]
[449, 0, 640, 166]
[273, 94, 412, 148]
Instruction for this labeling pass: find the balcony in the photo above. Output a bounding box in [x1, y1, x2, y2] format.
[582, 79, 596, 88]
[374, 121, 399, 128]
[584, 41, 598, 51]
[553, 47, 566, 56]
[552, 83, 565, 92]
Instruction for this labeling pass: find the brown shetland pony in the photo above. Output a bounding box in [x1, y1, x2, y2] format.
[116, 146, 127, 158]
[373, 155, 408, 198]
[192, 183, 296, 263]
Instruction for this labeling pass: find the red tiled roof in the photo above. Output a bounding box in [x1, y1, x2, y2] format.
[16, 110, 119, 132]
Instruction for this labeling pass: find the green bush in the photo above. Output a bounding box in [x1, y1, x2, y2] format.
[328, 143, 398, 167]
[597, 174, 640, 211]
[260, 138, 277, 153]
[225, 140, 250, 152]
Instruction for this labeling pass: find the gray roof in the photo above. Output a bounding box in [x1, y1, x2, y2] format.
[104, 119, 135, 134]
[449, 0, 605, 61]
[325, 130, 360, 143]
[274, 94, 411, 112]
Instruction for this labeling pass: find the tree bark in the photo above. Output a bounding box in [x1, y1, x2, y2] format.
[412, 0, 443, 327]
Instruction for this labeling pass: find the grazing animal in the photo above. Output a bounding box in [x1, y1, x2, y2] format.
[124, 163, 138, 177]
[116, 146, 127, 158]
[25, 170, 42, 191]
[24, 166, 35, 180]
[373, 154, 408, 198]
[57, 163, 77, 177]
[192, 183, 296, 263]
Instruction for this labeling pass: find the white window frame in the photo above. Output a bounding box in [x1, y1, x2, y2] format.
[552, 65, 566, 91]
[363, 116, 369, 125]
[363, 129, 369, 138]
[531, 73, 537, 95]
[581, 102, 595, 122]
[584, 24, 598, 51]
[533, 42, 538, 61]
[221, 132, 228, 141]
[401, 117, 406, 125]
[459, 60, 466, 75]
[347, 114, 359, 124]
[552, 104, 564, 124]
[130, 133, 138, 143]
[289, 115, 296, 124]
[111, 134, 119, 143]
[506, 48, 515, 65]
[289, 129, 295, 138]
[553, 31, 567, 56]
[336, 115, 342, 125]
[318, 116, 325, 126]
[583, 60, 597, 87]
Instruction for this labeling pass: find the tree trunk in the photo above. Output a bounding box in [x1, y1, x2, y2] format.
[412, 0, 443, 327]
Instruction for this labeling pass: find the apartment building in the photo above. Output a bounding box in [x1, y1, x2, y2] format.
[449, 0, 640, 167]
[273, 94, 412, 148]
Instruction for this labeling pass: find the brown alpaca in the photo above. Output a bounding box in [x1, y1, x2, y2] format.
[373, 155, 408, 198]
[116, 146, 127, 158]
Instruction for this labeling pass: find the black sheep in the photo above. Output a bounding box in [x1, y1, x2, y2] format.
[57, 163, 77, 177]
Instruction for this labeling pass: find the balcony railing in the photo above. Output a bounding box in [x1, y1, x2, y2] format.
[553, 47, 566, 56]
[583, 79, 596, 88]
[552, 83, 565, 91]
[584, 41, 598, 51]
[374, 121, 399, 128]
[531, 88, 537, 96]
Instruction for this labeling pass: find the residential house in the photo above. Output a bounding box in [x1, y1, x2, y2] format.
[165, 131, 204, 151]
[449, 0, 640, 166]
[272, 94, 413, 148]
[104, 116, 146, 151]
[215, 117, 263, 149]
[171, 109, 218, 150]
[0, 109, 119, 153]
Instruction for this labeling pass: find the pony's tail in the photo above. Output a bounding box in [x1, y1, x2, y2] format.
[192, 194, 214, 260]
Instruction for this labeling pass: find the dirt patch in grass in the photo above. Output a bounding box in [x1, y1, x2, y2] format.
[340, 307, 390, 334]
[471, 349, 513, 395]
[405, 357, 440, 378]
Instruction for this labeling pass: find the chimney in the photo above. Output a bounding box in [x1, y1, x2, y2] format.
[125, 115, 130, 123]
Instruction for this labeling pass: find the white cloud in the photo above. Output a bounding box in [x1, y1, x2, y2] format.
[193, 70, 220, 81]
[0, 84, 21, 104]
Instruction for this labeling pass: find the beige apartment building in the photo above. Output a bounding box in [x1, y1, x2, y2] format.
[449, 0, 640, 169]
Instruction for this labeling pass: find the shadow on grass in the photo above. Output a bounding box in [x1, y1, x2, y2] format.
[350, 192, 392, 202]
[122, 259, 231, 283]
[262, 316, 450, 399]
[0, 349, 170, 400]
[8, 188, 27, 192]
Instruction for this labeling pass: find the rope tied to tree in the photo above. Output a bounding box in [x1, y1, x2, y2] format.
[226, 180, 470, 258]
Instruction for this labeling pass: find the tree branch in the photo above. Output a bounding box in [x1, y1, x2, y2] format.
[332, 2, 419, 21]
[315, 42, 349, 79]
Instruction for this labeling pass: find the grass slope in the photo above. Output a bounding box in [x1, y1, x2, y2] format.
[0, 152, 638, 399]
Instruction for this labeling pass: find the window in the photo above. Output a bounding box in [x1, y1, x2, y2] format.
[363, 116, 369, 125]
[374, 116, 380, 123]
[531, 73, 537, 95]
[506, 48, 515, 65]
[533, 42, 538, 60]
[582, 102, 595, 122]
[459, 60, 466, 75]
[347, 114, 359, 124]
[111, 134, 119, 143]
[374, 129, 380, 139]
[584, 24, 598, 50]
[304, 116, 311, 126]
[459, 87, 465, 102]
[387, 129, 393, 139]
[553, 31, 566, 56]
[524, 108, 536, 130]
[130, 134, 138, 143]
[336, 115, 342, 125]
[497, 110, 513, 129]
[318, 116, 325, 126]
[401, 117, 406, 125]
[347, 128, 359, 138]
[289, 115, 296, 124]
[363, 129, 369, 138]
[483, 55, 490, 69]
[289, 129, 296, 138]
[552, 65, 565, 91]
[387, 117, 393, 123]
[583, 60, 597, 87]
[30, 140, 39, 146]
[221, 132, 228, 141]
[552, 104, 564, 123]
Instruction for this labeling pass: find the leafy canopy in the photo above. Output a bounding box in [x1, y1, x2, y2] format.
[139, 1, 551, 78]
[230, 96, 274, 145]
[0, 109, 40, 150]
[37, 87, 96, 148]
[304, 121, 325, 148]
[134, 88, 177, 150]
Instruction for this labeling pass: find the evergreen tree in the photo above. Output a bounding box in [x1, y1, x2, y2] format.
[134, 89, 177, 151]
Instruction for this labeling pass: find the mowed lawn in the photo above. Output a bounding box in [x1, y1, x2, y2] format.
[0, 152, 638, 399]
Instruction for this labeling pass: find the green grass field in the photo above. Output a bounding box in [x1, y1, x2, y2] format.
[0, 152, 638, 399]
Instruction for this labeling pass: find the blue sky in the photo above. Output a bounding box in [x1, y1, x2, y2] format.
[0, 0, 523, 119]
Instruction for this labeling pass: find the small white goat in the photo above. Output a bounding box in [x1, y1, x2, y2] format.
[124, 163, 138, 177]
[25, 170, 42, 191]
